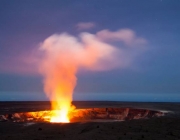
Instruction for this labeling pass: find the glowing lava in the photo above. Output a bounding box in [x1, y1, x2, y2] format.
[50, 110, 69, 123]
[50, 101, 75, 123]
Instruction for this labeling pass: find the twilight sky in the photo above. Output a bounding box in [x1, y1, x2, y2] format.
[0, 0, 180, 101]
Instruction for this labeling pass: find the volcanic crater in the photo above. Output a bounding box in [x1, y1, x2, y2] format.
[0, 107, 164, 123]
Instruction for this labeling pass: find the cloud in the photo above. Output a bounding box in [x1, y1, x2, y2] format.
[76, 22, 96, 30]
[96, 29, 147, 46]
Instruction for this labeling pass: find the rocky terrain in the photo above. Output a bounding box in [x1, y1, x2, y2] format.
[0, 116, 180, 140]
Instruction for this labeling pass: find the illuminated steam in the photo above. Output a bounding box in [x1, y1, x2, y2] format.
[38, 29, 146, 122]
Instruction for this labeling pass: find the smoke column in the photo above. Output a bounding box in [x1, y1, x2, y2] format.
[39, 32, 120, 122]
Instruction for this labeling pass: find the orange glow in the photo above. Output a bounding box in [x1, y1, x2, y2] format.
[42, 62, 77, 123]
[50, 101, 75, 123]
[50, 110, 69, 123]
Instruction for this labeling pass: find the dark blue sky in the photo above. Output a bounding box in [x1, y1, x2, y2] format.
[0, 0, 180, 101]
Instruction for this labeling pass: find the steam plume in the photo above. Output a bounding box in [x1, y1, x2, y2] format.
[38, 30, 146, 122]
[39, 32, 120, 122]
